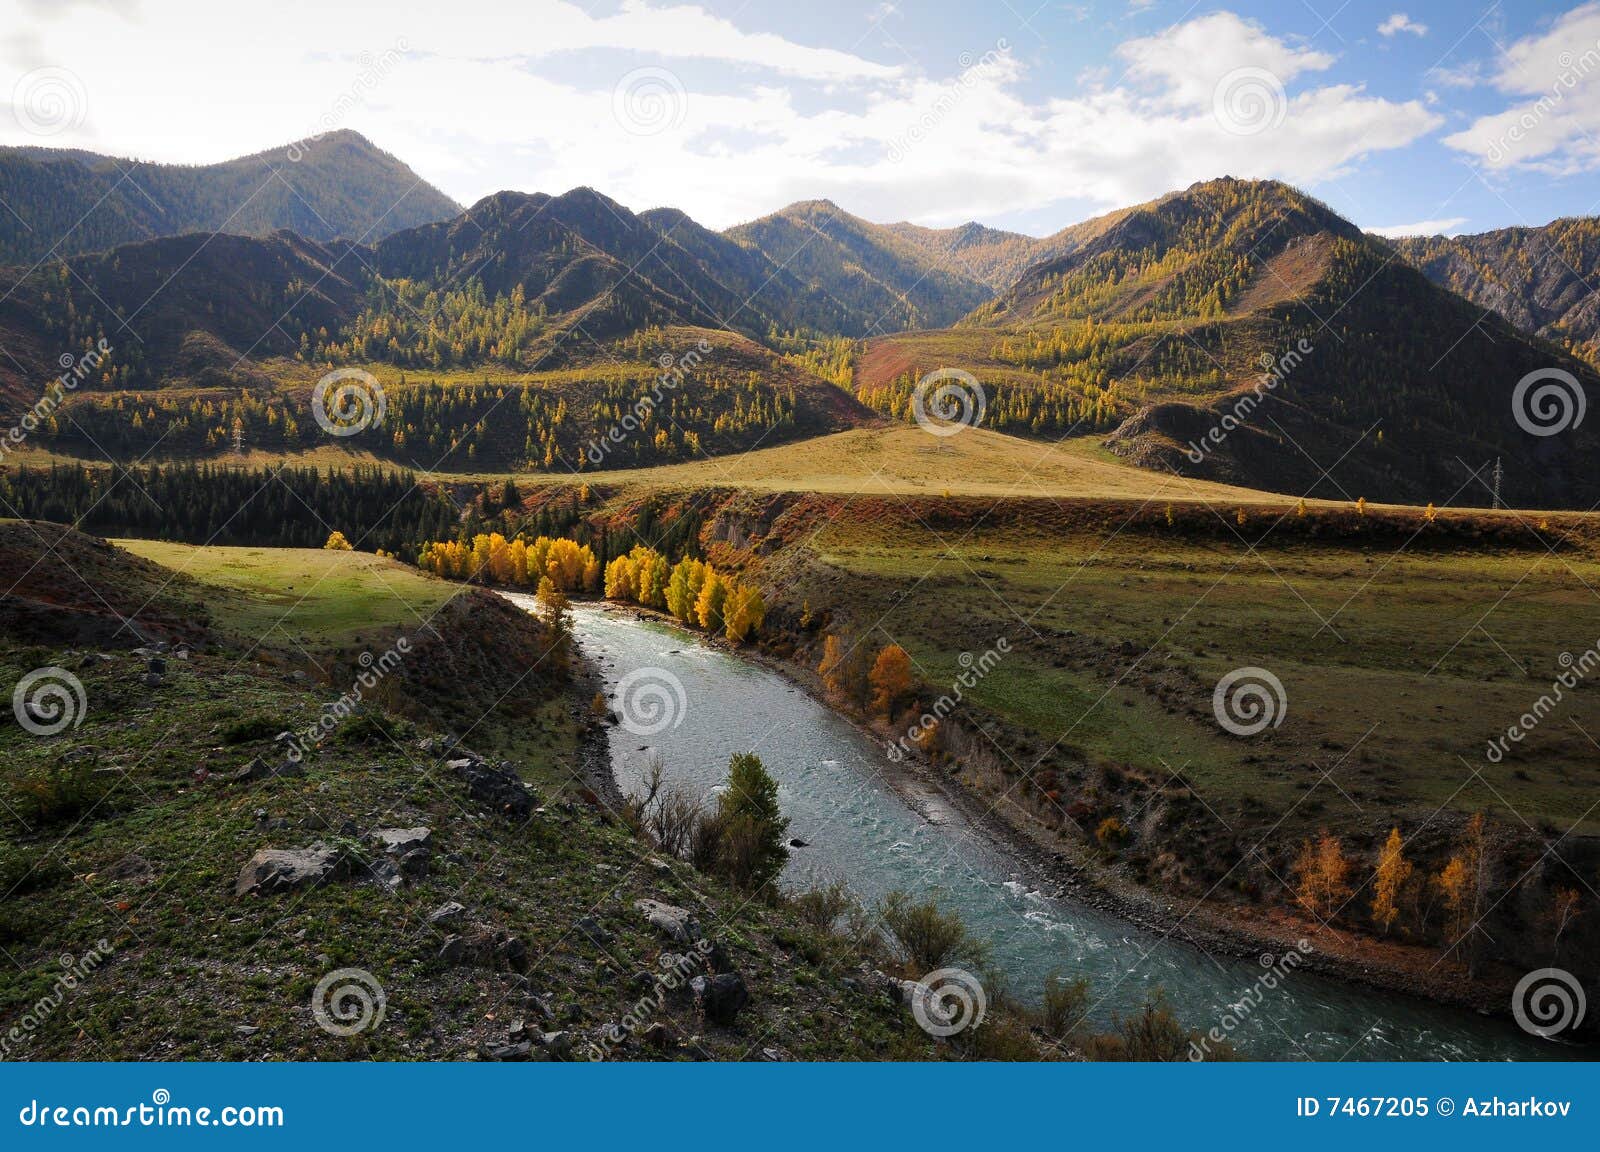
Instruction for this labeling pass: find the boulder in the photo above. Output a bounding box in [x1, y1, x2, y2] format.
[450, 757, 534, 819]
[371, 827, 432, 855]
[234, 844, 346, 897]
[691, 972, 749, 1026]
[427, 901, 467, 928]
[634, 898, 696, 943]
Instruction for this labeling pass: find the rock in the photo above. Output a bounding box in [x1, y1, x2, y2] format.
[147, 657, 167, 675]
[234, 844, 346, 897]
[536, 1031, 573, 1061]
[105, 853, 156, 886]
[691, 972, 749, 1025]
[758, 1045, 793, 1062]
[427, 901, 467, 928]
[575, 916, 612, 946]
[634, 898, 696, 943]
[450, 757, 535, 819]
[234, 1025, 260, 1037]
[483, 1041, 532, 1062]
[438, 935, 468, 964]
[398, 848, 430, 879]
[141, 672, 163, 688]
[228, 755, 302, 784]
[643, 1021, 675, 1050]
[370, 827, 432, 855]
[788, 838, 809, 848]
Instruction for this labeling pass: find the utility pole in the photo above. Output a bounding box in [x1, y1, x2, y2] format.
[1491, 457, 1504, 510]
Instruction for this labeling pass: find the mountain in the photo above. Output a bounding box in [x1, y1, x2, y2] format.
[370, 187, 862, 344]
[1391, 220, 1600, 368]
[0, 131, 459, 265]
[0, 230, 368, 408]
[854, 178, 1600, 509]
[725, 199, 995, 333]
[880, 220, 1047, 291]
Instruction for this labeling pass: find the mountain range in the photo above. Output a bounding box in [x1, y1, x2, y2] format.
[2, 133, 1597, 508]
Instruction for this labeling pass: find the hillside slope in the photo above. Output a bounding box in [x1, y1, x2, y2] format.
[856, 179, 1600, 509]
[0, 525, 944, 1061]
[0, 131, 459, 266]
[726, 200, 995, 332]
[1392, 219, 1600, 368]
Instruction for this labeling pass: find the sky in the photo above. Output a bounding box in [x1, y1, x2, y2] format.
[2, 0, 1599, 238]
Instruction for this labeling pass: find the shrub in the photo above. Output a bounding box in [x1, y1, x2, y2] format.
[791, 881, 854, 931]
[880, 890, 990, 973]
[10, 761, 117, 827]
[1037, 972, 1091, 1045]
[1095, 816, 1129, 851]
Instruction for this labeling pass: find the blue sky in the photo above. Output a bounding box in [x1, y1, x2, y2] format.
[3, 0, 1598, 237]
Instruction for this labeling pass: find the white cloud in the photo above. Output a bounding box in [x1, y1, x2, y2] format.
[0, 1, 1442, 229]
[1378, 13, 1429, 38]
[1368, 217, 1467, 237]
[1443, 1, 1600, 173]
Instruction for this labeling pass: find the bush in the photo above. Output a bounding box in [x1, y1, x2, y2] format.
[221, 713, 286, 744]
[791, 881, 854, 931]
[1037, 972, 1091, 1045]
[1095, 816, 1129, 851]
[880, 890, 990, 973]
[10, 761, 117, 826]
[1082, 994, 1233, 1061]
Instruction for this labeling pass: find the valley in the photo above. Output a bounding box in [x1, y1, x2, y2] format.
[3, 131, 1600, 1063]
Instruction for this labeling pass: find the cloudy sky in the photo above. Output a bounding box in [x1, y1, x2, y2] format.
[3, 0, 1598, 237]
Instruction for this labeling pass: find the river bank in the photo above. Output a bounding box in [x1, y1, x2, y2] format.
[548, 595, 1570, 1050]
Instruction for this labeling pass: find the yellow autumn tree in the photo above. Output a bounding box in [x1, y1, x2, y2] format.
[723, 583, 766, 644]
[695, 570, 729, 632]
[1371, 827, 1411, 935]
[818, 634, 849, 701]
[868, 643, 914, 720]
[1292, 831, 1352, 922]
[323, 531, 353, 551]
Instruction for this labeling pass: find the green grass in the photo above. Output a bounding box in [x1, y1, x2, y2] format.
[785, 512, 1600, 837]
[0, 533, 943, 1060]
[114, 542, 458, 651]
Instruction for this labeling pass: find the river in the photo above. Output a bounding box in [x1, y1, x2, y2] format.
[513, 596, 1573, 1060]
